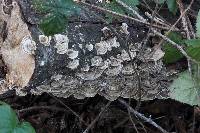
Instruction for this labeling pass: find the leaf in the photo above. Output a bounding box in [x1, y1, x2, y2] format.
[184, 39, 200, 62]
[186, 46, 200, 62]
[184, 39, 200, 46]
[13, 122, 35, 133]
[39, 14, 68, 36]
[103, 0, 139, 23]
[163, 32, 184, 64]
[196, 10, 200, 38]
[103, 0, 126, 22]
[122, 0, 139, 8]
[32, 0, 80, 35]
[0, 103, 35, 133]
[157, 0, 166, 4]
[166, 0, 178, 14]
[0, 104, 19, 132]
[170, 71, 200, 106]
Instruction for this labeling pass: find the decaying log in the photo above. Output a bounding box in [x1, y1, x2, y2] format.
[0, 0, 169, 101]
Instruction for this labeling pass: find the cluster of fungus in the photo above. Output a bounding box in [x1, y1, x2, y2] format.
[0, 0, 169, 100]
[34, 24, 169, 101]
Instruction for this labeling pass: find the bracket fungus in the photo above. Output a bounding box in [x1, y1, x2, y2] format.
[0, 0, 170, 101]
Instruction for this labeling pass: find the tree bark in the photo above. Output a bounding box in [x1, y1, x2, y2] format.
[0, 0, 169, 101]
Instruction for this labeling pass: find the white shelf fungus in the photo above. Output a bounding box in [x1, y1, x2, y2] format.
[67, 49, 79, 59]
[67, 59, 79, 70]
[54, 34, 69, 54]
[39, 35, 51, 46]
[86, 44, 93, 51]
[21, 36, 36, 55]
[91, 56, 103, 66]
[95, 37, 120, 55]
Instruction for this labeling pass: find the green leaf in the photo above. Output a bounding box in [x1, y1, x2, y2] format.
[186, 46, 200, 62]
[170, 71, 200, 106]
[13, 122, 35, 133]
[0, 104, 19, 131]
[103, 0, 126, 22]
[166, 0, 178, 14]
[185, 39, 200, 62]
[123, 0, 139, 8]
[103, 0, 139, 23]
[0, 103, 36, 133]
[184, 39, 200, 46]
[163, 32, 184, 64]
[39, 14, 68, 36]
[32, 0, 80, 35]
[196, 10, 200, 38]
[157, 0, 166, 4]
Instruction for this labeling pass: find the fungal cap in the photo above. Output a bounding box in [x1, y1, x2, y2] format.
[21, 36, 36, 55]
[67, 59, 79, 69]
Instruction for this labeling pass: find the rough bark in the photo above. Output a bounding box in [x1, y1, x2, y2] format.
[0, 0, 169, 101]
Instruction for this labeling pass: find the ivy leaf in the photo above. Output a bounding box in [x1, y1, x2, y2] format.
[32, 0, 80, 35]
[170, 71, 200, 106]
[166, 0, 178, 14]
[163, 32, 184, 64]
[0, 103, 35, 133]
[196, 10, 200, 38]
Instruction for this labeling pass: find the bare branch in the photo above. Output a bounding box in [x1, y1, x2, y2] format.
[118, 98, 169, 133]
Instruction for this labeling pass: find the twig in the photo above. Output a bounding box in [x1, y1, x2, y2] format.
[80, 5, 142, 111]
[77, 1, 177, 31]
[82, 101, 112, 133]
[48, 93, 88, 126]
[141, 0, 172, 27]
[186, 15, 196, 39]
[115, 0, 146, 22]
[118, 98, 169, 133]
[177, 0, 190, 39]
[127, 105, 140, 133]
[113, 117, 129, 129]
[110, 0, 195, 66]
[18, 105, 70, 114]
[152, 30, 198, 64]
[156, 0, 194, 48]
